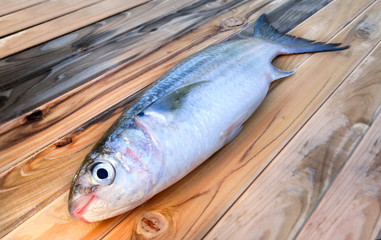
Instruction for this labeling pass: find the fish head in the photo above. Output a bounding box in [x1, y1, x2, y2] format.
[68, 124, 163, 223]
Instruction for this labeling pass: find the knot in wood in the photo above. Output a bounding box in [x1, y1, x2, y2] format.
[55, 136, 73, 148]
[220, 16, 247, 30]
[26, 109, 44, 122]
[137, 211, 167, 238]
[351, 122, 369, 137]
[355, 23, 375, 39]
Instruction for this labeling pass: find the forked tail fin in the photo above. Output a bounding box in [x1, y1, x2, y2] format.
[254, 14, 350, 54]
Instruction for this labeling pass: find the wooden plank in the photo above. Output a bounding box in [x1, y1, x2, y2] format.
[3, 0, 377, 239]
[0, 0, 334, 238]
[0, 0, 47, 17]
[205, 27, 381, 240]
[102, 1, 381, 239]
[0, 0, 103, 37]
[297, 112, 381, 239]
[0, 0, 150, 59]
[0, 0, 280, 236]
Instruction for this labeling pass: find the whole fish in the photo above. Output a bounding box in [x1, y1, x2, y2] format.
[68, 14, 349, 222]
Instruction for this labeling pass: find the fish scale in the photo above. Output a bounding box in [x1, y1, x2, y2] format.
[68, 14, 349, 222]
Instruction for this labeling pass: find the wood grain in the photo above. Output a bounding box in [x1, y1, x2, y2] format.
[2, 193, 129, 240]
[0, 0, 102, 37]
[205, 24, 381, 240]
[0, 0, 149, 58]
[0, 0, 47, 17]
[0, 0, 339, 238]
[0, 0, 202, 123]
[297, 111, 381, 239]
[102, 1, 381, 238]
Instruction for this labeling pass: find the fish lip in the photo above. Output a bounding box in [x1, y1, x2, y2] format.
[68, 194, 96, 223]
[71, 211, 91, 223]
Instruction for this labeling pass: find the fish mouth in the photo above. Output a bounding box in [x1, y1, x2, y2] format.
[69, 193, 146, 223]
[68, 194, 96, 223]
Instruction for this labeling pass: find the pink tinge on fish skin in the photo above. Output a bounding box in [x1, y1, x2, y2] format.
[69, 194, 96, 223]
[125, 147, 140, 162]
[133, 117, 165, 184]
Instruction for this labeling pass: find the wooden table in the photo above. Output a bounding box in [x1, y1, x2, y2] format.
[1, 0, 380, 239]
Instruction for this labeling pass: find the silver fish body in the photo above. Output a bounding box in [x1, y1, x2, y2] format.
[68, 15, 349, 222]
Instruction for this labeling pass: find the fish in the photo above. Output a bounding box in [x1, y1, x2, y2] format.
[68, 14, 349, 223]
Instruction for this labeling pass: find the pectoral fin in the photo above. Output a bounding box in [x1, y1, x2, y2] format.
[150, 80, 209, 113]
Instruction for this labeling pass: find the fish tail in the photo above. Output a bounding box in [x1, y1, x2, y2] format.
[254, 14, 350, 54]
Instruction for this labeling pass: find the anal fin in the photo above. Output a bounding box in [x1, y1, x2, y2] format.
[271, 65, 296, 81]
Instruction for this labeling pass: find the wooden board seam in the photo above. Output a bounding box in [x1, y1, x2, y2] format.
[0, 0, 48, 17]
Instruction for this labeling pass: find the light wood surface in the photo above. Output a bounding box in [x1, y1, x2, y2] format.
[1, 0, 380, 239]
[0, 0, 102, 37]
[0, 0, 47, 17]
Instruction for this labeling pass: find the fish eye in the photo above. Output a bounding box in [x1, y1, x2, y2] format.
[92, 162, 115, 185]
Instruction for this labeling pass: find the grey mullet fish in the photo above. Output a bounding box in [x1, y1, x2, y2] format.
[69, 14, 349, 222]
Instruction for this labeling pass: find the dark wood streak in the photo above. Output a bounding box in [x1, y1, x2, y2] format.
[268, 0, 333, 32]
[0, 59, 142, 154]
